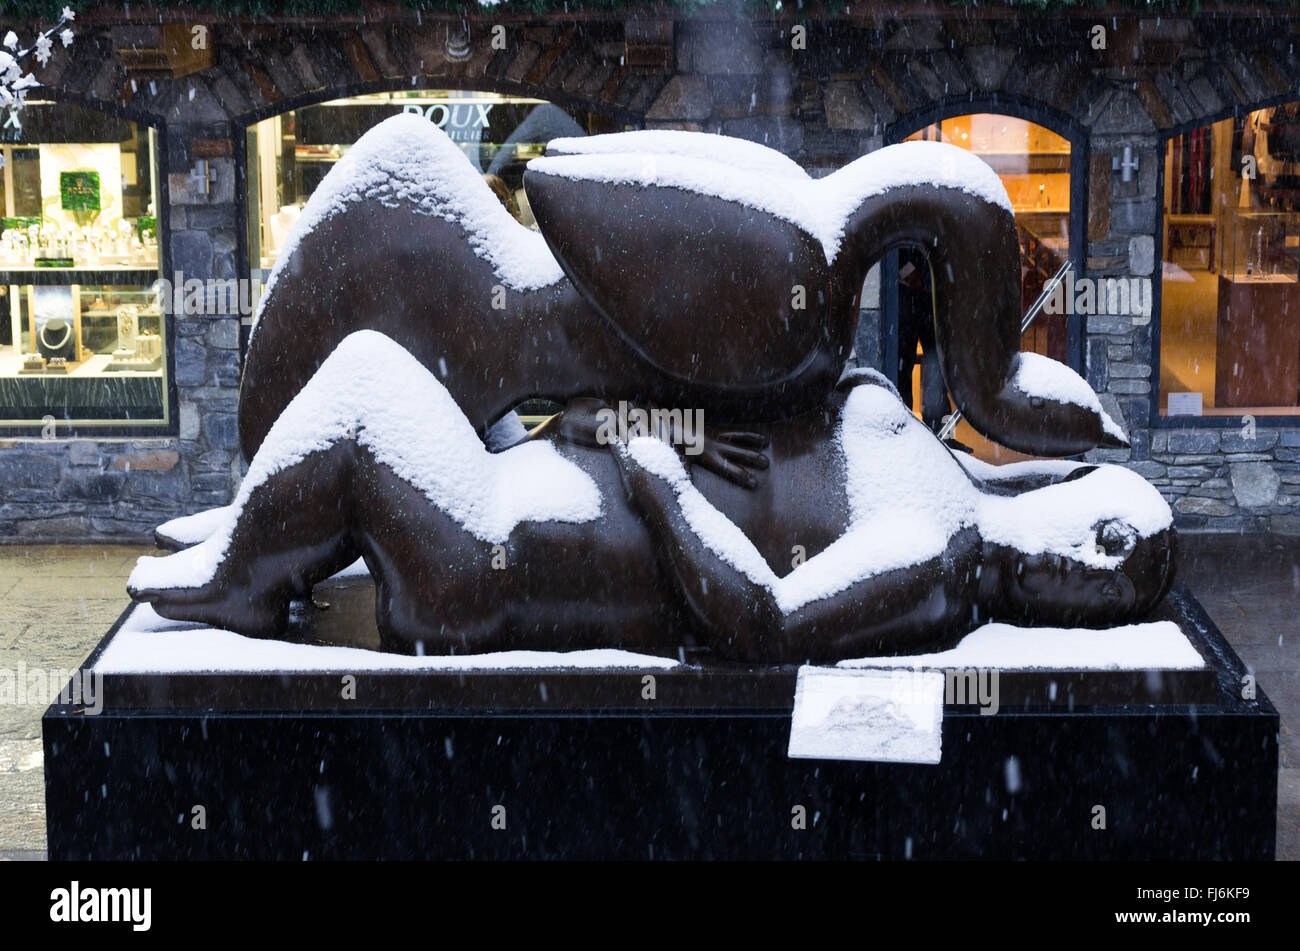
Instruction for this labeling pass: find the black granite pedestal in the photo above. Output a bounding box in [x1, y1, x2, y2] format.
[44, 585, 1278, 859]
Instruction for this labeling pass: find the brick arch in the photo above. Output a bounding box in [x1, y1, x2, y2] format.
[189, 23, 660, 129]
[226, 74, 640, 130]
[1160, 89, 1300, 143]
[1124, 58, 1300, 136]
[872, 94, 1091, 373]
[883, 95, 1089, 148]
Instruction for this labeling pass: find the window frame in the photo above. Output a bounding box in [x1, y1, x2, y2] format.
[0, 93, 173, 438]
[1153, 94, 1300, 430]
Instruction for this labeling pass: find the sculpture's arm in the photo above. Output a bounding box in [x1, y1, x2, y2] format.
[606, 436, 788, 659]
[607, 435, 979, 662]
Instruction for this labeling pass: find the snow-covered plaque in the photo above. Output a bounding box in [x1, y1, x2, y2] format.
[788, 666, 944, 765]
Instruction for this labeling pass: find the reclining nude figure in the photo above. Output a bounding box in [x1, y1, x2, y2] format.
[129, 331, 1175, 663]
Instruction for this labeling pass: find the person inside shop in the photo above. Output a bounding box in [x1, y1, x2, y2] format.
[896, 248, 971, 453]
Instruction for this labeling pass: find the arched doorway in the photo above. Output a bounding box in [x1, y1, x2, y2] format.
[884, 106, 1086, 462]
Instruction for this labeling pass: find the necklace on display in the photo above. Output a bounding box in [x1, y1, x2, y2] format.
[40, 322, 73, 351]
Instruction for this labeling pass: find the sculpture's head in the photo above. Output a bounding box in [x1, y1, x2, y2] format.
[981, 464, 1176, 627]
[998, 525, 1177, 627]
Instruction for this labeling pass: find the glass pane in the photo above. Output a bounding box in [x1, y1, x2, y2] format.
[1160, 109, 1300, 417]
[0, 103, 165, 430]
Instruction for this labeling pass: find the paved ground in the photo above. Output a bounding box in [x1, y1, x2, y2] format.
[0, 536, 1296, 860]
[1178, 534, 1300, 861]
[0, 544, 153, 862]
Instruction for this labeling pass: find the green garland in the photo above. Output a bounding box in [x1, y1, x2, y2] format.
[2, 0, 1299, 21]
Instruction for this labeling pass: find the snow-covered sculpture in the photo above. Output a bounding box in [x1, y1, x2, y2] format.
[128, 117, 1174, 659]
[131, 332, 1173, 660]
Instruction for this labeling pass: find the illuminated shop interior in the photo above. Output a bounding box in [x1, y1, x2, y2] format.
[905, 114, 1073, 462]
[0, 101, 164, 429]
[1161, 104, 1300, 417]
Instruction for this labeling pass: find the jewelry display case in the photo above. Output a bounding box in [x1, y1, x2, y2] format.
[0, 102, 165, 430]
[0, 273, 166, 426]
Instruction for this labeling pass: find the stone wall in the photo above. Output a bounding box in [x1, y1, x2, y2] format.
[4, 11, 1300, 539]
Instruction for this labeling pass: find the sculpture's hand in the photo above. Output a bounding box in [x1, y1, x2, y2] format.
[555, 397, 769, 489]
[693, 428, 769, 489]
[618, 404, 769, 489]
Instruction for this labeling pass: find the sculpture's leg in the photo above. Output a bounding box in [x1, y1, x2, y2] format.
[128, 442, 361, 637]
[834, 180, 1127, 456]
[609, 439, 982, 663]
[345, 449, 515, 655]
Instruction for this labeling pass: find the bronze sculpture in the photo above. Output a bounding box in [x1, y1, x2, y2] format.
[129, 116, 1175, 660]
[130, 332, 1173, 661]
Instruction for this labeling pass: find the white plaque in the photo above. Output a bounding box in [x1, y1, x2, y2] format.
[788, 666, 944, 764]
[1167, 392, 1203, 416]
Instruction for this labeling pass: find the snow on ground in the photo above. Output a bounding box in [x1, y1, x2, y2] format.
[95, 603, 680, 673]
[251, 113, 564, 340]
[129, 330, 602, 591]
[528, 138, 1010, 264]
[839, 620, 1204, 670]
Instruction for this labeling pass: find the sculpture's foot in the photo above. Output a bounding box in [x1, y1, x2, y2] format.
[128, 545, 293, 637]
[130, 578, 292, 638]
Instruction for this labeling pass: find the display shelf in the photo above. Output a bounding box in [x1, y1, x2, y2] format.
[1217, 208, 1300, 278]
[0, 266, 159, 287]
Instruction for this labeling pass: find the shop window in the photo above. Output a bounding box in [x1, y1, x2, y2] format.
[0, 102, 164, 432]
[903, 114, 1073, 462]
[1160, 107, 1300, 417]
[244, 89, 625, 315]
